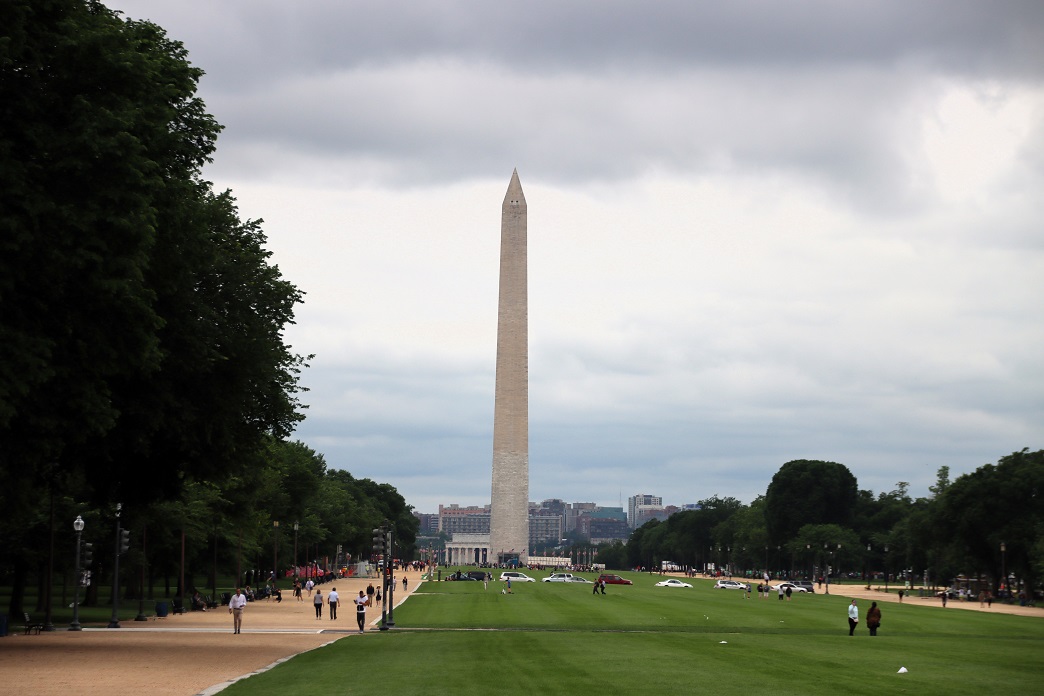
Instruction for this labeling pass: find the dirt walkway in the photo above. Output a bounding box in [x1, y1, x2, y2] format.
[0, 569, 422, 696]
[823, 583, 1042, 617]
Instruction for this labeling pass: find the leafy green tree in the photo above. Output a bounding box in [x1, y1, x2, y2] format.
[0, 0, 309, 615]
[765, 460, 858, 544]
[936, 449, 1044, 594]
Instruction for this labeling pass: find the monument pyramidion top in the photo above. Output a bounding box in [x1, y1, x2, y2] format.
[503, 168, 526, 208]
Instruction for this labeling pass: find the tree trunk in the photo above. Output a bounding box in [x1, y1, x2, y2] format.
[7, 564, 27, 618]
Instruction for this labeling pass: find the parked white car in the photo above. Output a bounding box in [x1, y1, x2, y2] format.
[542, 573, 575, 582]
[713, 580, 746, 590]
[499, 571, 536, 583]
[655, 578, 693, 588]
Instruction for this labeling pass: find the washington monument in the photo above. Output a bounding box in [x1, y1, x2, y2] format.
[489, 169, 529, 565]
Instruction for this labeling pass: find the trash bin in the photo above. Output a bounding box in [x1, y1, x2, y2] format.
[155, 601, 169, 618]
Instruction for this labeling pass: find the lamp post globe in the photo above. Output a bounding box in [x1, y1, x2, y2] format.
[70, 516, 85, 631]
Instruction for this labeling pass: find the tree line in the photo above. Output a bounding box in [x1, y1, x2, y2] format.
[0, 0, 417, 617]
[596, 451, 1043, 597]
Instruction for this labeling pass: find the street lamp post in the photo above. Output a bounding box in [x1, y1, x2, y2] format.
[272, 521, 280, 588]
[293, 521, 299, 577]
[108, 503, 123, 628]
[866, 543, 871, 584]
[1000, 542, 1006, 597]
[884, 544, 890, 593]
[70, 516, 84, 631]
[824, 544, 840, 594]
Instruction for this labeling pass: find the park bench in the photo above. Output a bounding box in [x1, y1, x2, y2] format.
[23, 613, 43, 635]
[171, 597, 187, 614]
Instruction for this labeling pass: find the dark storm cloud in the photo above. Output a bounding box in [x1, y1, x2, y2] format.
[155, 1, 1044, 80]
[115, 0, 1044, 197]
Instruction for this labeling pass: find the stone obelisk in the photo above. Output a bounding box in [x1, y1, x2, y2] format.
[489, 169, 529, 565]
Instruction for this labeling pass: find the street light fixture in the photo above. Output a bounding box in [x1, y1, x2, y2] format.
[824, 543, 840, 594]
[884, 544, 890, 593]
[272, 521, 280, 587]
[293, 521, 299, 577]
[70, 516, 84, 631]
[108, 503, 124, 628]
[1000, 541, 1006, 596]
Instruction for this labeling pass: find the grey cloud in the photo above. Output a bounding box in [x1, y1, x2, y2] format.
[134, 1, 1044, 82]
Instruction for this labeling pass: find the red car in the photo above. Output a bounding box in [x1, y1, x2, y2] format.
[597, 574, 633, 585]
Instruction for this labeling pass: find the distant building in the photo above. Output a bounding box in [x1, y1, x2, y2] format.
[414, 512, 439, 535]
[575, 506, 631, 542]
[580, 516, 631, 543]
[566, 502, 597, 532]
[628, 493, 663, 528]
[529, 514, 563, 551]
[439, 504, 491, 536]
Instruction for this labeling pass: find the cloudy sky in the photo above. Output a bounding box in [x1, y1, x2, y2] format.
[112, 1, 1043, 513]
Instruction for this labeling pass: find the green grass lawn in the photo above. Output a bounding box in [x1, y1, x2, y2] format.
[221, 572, 1044, 695]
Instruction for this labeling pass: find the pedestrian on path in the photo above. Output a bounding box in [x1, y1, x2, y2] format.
[375, 587, 382, 606]
[313, 589, 323, 619]
[403, 576, 408, 592]
[355, 590, 369, 633]
[366, 582, 375, 605]
[228, 588, 247, 634]
[328, 587, 339, 620]
[305, 578, 314, 597]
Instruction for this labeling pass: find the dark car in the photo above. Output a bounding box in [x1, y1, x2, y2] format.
[597, 574, 633, 585]
[449, 571, 482, 581]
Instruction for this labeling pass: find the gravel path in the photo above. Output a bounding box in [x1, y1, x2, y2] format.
[0, 571, 416, 696]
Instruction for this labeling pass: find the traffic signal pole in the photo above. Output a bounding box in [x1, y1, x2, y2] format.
[386, 527, 395, 628]
[108, 504, 130, 628]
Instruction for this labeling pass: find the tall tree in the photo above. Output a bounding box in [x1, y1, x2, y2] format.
[1, 0, 308, 614]
[764, 460, 858, 544]
[936, 449, 1044, 594]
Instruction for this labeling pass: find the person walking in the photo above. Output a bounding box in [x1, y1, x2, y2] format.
[305, 578, 314, 597]
[328, 587, 339, 620]
[366, 582, 375, 606]
[355, 590, 369, 633]
[785, 586, 792, 601]
[600, 579, 607, 595]
[866, 601, 882, 636]
[313, 588, 323, 619]
[228, 588, 247, 634]
[375, 587, 382, 607]
[402, 576, 408, 593]
[847, 599, 859, 636]
[293, 578, 303, 602]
